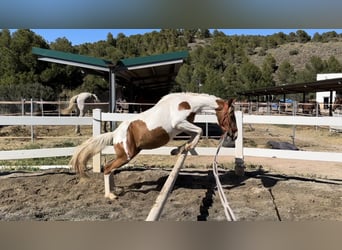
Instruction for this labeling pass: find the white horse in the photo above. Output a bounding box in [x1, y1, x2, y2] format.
[61, 92, 107, 134]
[70, 92, 238, 199]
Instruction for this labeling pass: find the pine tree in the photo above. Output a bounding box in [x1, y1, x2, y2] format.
[326, 56, 342, 72]
[277, 60, 296, 84]
[261, 54, 276, 87]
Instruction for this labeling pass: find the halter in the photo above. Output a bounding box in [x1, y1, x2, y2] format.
[218, 101, 231, 131]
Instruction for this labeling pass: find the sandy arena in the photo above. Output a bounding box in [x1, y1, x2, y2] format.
[0, 124, 341, 221]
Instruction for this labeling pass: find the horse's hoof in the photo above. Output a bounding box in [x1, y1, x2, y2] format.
[171, 145, 187, 155]
[170, 148, 179, 155]
[105, 192, 118, 200]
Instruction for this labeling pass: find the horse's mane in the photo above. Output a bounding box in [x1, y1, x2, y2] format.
[158, 92, 218, 103]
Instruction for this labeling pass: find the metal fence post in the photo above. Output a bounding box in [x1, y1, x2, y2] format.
[292, 101, 297, 145]
[21, 98, 25, 116]
[92, 109, 102, 173]
[40, 98, 44, 116]
[30, 98, 34, 142]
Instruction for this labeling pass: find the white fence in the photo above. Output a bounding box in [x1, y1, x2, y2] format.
[0, 99, 335, 116]
[0, 116, 92, 160]
[0, 99, 109, 116]
[0, 110, 342, 170]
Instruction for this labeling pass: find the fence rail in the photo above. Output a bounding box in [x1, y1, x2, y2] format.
[0, 110, 341, 168]
[0, 116, 92, 126]
[0, 99, 338, 116]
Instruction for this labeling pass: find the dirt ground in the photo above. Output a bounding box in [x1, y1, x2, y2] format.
[0, 124, 341, 221]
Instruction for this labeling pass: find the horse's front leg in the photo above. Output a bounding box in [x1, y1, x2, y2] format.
[175, 121, 203, 151]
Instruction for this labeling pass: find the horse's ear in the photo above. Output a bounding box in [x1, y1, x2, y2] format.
[227, 98, 235, 106]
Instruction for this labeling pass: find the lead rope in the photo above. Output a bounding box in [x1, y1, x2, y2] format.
[212, 132, 237, 221]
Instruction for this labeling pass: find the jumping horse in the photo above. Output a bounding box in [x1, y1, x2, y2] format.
[69, 92, 238, 199]
[61, 92, 108, 134]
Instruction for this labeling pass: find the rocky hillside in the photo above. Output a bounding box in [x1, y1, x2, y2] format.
[250, 39, 342, 71]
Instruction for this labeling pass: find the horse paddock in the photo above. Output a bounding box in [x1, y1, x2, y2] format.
[0, 156, 341, 221]
[0, 124, 341, 221]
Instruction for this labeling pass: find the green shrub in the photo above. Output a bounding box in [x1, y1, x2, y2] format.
[289, 49, 299, 55]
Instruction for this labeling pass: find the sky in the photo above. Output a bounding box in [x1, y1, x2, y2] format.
[8, 29, 342, 46]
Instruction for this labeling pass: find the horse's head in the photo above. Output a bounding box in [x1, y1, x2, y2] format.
[216, 98, 238, 141]
[91, 94, 100, 103]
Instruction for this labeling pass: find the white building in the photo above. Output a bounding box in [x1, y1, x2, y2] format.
[316, 73, 342, 110]
[316, 74, 342, 132]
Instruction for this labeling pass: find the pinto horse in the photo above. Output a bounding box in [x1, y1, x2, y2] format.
[69, 92, 238, 199]
[61, 92, 108, 134]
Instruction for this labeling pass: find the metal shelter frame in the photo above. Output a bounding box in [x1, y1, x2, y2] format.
[32, 47, 188, 120]
[238, 77, 342, 116]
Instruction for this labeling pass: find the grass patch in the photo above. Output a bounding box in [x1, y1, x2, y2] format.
[0, 140, 75, 169]
[243, 138, 257, 147]
[53, 141, 77, 147]
[0, 165, 41, 171]
[274, 124, 293, 129]
[23, 143, 41, 149]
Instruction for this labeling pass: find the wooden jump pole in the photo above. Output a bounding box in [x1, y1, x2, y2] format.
[145, 151, 188, 221]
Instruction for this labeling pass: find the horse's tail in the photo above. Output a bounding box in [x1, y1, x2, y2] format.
[61, 94, 79, 115]
[69, 132, 115, 176]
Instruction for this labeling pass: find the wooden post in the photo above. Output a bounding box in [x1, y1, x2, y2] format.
[234, 111, 245, 176]
[145, 151, 188, 221]
[92, 109, 102, 173]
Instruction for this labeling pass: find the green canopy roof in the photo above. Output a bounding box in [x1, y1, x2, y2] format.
[32, 47, 113, 72]
[32, 47, 188, 96]
[32, 47, 188, 72]
[119, 50, 188, 69]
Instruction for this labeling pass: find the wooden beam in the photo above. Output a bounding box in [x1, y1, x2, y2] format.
[145, 151, 188, 221]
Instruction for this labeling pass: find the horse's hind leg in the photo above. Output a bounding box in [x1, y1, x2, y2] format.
[104, 172, 116, 200]
[103, 143, 138, 200]
[103, 156, 129, 200]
